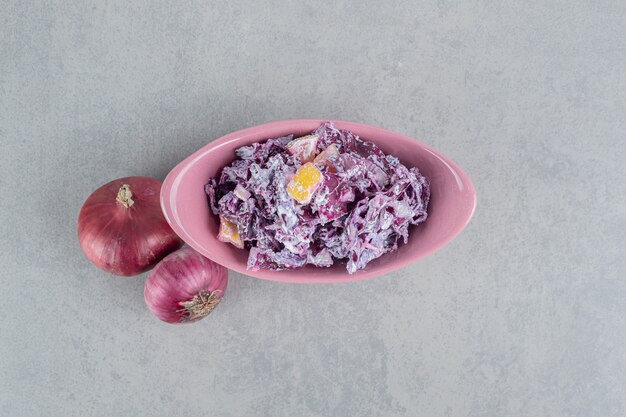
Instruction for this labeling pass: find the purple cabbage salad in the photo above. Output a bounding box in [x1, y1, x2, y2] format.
[205, 122, 430, 274]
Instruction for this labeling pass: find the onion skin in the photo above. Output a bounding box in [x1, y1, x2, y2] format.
[144, 247, 228, 323]
[78, 177, 183, 276]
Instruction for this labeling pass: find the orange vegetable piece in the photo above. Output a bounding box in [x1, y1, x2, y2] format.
[286, 134, 319, 163]
[287, 162, 323, 204]
[217, 217, 244, 248]
[314, 144, 339, 171]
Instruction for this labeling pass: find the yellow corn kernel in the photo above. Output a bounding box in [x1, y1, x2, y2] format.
[287, 162, 323, 204]
[217, 216, 244, 249]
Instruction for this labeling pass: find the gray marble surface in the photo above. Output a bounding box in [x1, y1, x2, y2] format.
[2, 1, 625, 416]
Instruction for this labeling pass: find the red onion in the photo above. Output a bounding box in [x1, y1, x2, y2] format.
[78, 177, 183, 276]
[144, 247, 228, 323]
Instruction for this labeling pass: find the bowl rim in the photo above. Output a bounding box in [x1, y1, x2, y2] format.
[161, 119, 477, 283]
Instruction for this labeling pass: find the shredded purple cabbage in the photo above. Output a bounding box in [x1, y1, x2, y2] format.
[205, 122, 429, 274]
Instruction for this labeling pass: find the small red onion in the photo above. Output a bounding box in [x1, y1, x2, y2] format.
[144, 247, 228, 323]
[78, 177, 183, 276]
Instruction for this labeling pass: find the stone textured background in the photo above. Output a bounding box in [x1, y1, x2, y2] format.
[1, 1, 625, 416]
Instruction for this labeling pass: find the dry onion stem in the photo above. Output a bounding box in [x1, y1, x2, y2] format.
[178, 291, 221, 322]
[116, 184, 134, 208]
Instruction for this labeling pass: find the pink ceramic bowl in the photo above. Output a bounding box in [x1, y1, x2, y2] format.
[161, 120, 476, 283]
